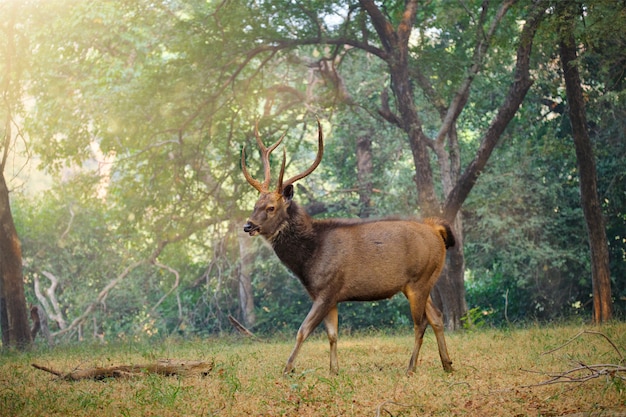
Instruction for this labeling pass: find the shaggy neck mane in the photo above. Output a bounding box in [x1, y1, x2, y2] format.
[269, 201, 318, 285]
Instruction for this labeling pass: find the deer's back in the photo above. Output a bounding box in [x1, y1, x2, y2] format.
[306, 219, 447, 301]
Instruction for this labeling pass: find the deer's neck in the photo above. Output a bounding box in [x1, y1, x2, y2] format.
[270, 202, 317, 285]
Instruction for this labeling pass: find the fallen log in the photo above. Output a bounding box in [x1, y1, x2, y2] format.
[32, 359, 213, 381]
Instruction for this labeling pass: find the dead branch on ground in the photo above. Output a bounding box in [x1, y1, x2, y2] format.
[32, 359, 213, 381]
[521, 330, 625, 388]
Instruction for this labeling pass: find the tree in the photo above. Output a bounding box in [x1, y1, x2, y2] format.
[0, 1, 32, 349]
[242, 0, 549, 328]
[557, 1, 612, 322]
[0, 177, 32, 349]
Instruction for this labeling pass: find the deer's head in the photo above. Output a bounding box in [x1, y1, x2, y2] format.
[241, 120, 324, 239]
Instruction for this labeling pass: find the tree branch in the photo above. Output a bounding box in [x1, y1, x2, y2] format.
[358, 0, 397, 53]
[150, 261, 181, 318]
[434, 0, 517, 146]
[58, 205, 75, 242]
[397, 0, 418, 46]
[32, 359, 214, 380]
[443, 0, 548, 221]
[52, 260, 146, 338]
[378, 88, 403, 128]
[33, 272, 67, 330]
[521, 330, 625, 388]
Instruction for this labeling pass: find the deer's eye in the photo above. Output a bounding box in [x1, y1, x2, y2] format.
[266, 206, 275, 213]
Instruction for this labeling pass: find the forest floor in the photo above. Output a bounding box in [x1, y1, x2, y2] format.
[1, 322, 625, 416]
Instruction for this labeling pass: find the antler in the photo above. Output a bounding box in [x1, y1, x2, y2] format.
[242, 119, 324, 193]
[241, 121, 286, 192]
[278, 119, 324, 190]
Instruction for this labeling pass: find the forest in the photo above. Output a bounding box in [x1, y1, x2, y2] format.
[1, 0, 625, 348]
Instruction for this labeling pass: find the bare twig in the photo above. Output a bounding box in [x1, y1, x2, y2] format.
[542, 330, 624, 362]
[150, 261, 181, 317]
[521, 330, 626, 388]
[228, 314, 260, 340]
[375, 400, 422, 417]
[58, 205, 75, 242]
[522, 364, 625, 387]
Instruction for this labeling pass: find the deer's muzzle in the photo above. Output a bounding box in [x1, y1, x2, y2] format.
[243, 221, 260, 236]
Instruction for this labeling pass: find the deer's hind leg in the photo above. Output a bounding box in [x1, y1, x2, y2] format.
[403, 285, 431, 375]
[425, 296, 453, 372]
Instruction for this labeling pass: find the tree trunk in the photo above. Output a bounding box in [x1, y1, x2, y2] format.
[557, 2, 612, 323]
[432, 214, 468, 329]
[356, 134, 373, 218]
[432, 127, 466, 329]
[437, 4, 547, 329]
[359, 0, 440, 216]
[0, 172, 32, 349]
[237, 229, 256, 327]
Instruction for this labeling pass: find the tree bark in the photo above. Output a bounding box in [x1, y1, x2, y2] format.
[557, 1, 612, 323]
[436, 3, 546, 329]
[1, 2, 31, 347]
[432, 214, 468, 329]
[30, 304, 53, 346]
[0, 172, 32, 349]
[32, 359, 214, 381]
[356, 134, 373, 218]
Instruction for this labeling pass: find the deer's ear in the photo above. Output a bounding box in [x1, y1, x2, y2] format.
[282, 184, 294, 201]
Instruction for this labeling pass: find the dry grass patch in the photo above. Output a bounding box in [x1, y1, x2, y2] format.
[1, 323, 624, 416]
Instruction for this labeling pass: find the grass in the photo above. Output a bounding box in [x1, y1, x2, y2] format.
[1, 322, 625, 416]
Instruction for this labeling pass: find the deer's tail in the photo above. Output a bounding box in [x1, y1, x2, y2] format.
[424, 217, 455, 249]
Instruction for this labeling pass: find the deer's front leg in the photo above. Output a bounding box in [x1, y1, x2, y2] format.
[284, 299, 333, 375]
[323, 305, 339, 374]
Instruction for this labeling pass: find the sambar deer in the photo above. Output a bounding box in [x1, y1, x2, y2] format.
[241, 120, 454, 375]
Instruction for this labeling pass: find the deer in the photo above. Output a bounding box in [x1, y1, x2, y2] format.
[241, 120, 454, 376]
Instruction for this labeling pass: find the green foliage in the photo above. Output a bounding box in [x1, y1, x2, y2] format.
[463, 0, 626, 322]
[5, 0, 626, 344]
[463, 104, 594, 323]
[460, 306, 488, 331]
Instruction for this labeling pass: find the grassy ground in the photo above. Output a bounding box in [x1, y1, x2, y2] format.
[1, 323, 625, 416]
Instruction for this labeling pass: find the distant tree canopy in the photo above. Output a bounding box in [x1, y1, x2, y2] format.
[1, 0, 624, 343]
